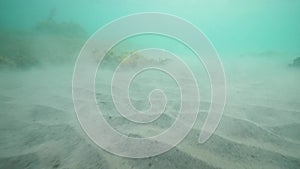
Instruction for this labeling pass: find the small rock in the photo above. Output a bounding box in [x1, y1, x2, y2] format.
[289, 57, 300, 67]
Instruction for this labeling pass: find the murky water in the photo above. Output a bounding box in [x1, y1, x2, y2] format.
[0, 1, 299, 169]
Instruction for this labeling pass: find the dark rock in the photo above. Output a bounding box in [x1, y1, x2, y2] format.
[289, 57, 300, 67]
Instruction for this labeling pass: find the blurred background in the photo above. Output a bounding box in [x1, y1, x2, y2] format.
[0, 1, 299, 169]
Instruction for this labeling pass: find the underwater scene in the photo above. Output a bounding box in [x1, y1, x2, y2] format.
[0, 0, 300, 169]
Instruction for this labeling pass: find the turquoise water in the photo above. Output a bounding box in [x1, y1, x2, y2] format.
[1, 0, 300, 54]
[0, 1, 300, 169]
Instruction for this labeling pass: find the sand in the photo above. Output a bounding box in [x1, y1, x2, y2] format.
[0, 55, 300, 169]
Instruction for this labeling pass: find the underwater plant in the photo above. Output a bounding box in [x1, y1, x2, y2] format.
[97, 49, 170, 69]
[0, 54, 39, 69]
[0, 30, 39, 69]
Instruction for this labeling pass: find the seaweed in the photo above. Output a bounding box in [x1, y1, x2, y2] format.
[0, 54, 39, 69]
[0, 31, 40, 69]
[98, 49, 170, 70]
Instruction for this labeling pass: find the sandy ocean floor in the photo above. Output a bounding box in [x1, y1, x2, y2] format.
[0, 55, 300, 169]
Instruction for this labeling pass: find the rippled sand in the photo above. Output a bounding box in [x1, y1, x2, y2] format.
[0, 56, 300, 169]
